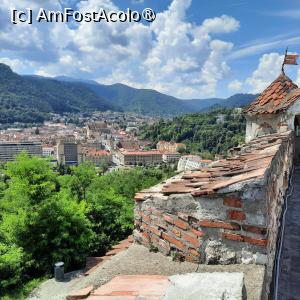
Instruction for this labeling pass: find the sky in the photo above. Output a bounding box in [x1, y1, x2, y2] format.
[1, 0, 300, 99]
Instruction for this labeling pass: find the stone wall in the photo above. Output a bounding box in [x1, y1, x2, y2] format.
[133, 131, 294, 298]
[264, 133, 294, 297]
[134, 187, 269, 265]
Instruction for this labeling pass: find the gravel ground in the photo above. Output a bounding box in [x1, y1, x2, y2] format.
[27, 243, 265, 300]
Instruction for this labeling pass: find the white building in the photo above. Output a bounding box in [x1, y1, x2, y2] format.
[177, 155, 212, 172]
[42, 145, 56, 157]
[162, 152, 181, 163]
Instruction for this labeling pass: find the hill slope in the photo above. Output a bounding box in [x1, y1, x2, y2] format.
[55, 78, 194, 116]
[56, 76, 257, 115]
[139, 108, 246, 158]
[0, 63, 257, 124]
[0, 64, 114, 124]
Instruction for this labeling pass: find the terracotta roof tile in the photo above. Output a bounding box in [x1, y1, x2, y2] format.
[134, 131, 291, 198]
[84, 236, 133, 276]
[244, 73, 298, 115]
[90, 275, 170, 299]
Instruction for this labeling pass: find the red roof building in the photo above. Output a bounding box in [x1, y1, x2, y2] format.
[244, 72, 300, 145]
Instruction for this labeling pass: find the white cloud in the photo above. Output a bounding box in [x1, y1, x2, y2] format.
[199, 15, 239, 34]
[245, 52, 284, 93]
[228, 79, 242, 91]
[0, 0, 240, 98]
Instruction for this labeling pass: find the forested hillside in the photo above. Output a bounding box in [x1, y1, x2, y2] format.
[0, 64, 114, 124]
[0, 63, 256, 124]
[139, 108, 246, 159]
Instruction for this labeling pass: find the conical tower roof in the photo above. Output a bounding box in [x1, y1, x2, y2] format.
[245, 72, 299, 115]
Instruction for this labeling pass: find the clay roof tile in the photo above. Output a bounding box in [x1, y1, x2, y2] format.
[244, 73, 298, 115]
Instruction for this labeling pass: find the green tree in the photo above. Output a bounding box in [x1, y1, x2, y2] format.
[68, 162, 97, 200]
[0, 153, 94, 290]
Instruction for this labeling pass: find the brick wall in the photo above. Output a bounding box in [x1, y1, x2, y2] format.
[134, 189, 270, 264]
[134, 132, 293, 298]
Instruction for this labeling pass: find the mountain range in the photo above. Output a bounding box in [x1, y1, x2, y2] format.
[0, 63, 257, 124]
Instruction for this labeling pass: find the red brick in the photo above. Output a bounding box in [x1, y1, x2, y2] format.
[150, 235, 160, 244]
[242, 225, 267, 235]
[188, 216, 200, 226]
[190, 228, 205, 237]
[148, 225, 161, 237]
[141, 223, 149, 230]
[152, 209, 163, 217]
[154, 221, 168, 231]
[227, 210, 246, 221]
[158, 239, 171, 252]
[174, 218, 189, 230]
[139, 211, 151, 223]
[177, 212, 189, 221]
[142, 223, 161, 237]
[223, 196, 242, 208]
[222, 232, 244, 242]
[199, 219, 240, 230]
[162, 232, 186, 251]
[189, 248, 200, 257]
[181, 232, 201, 248]
[243, 236, 268, 247]
[185, 255, 199, 263]
[141, 231, 150, 241]
[171, 227, 181, 237]
[163, 214, 174, 224]
[134, 193, 145, 201]
[138, 211, 146, 217]
[134, 220, 142, 228]
[67, 285, 94, 300]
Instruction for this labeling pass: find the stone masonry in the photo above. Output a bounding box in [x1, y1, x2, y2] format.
[133, 131, 293, 298]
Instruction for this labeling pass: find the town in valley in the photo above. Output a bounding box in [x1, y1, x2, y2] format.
[0, 110, 220, 172]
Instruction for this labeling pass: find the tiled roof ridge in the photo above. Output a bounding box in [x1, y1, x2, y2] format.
[244, 72, 298, 115]
[84, 235, 133, 276]
[134, 131, 292, 199]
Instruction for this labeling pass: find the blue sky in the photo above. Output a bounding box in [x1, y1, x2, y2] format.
[0, 0, 300, 99]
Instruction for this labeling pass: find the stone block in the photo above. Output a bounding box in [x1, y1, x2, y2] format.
[164, 273, 244, 300]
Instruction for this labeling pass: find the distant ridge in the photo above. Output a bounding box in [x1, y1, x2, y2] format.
[55, 76, 258, 115]
[0, 63, 257, 124]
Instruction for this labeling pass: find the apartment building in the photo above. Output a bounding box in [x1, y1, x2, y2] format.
[57, 138, 84, 165]
[0, 141, 42, 162]
[117, 149, 162, 166]
[162, 152, 181, 163]
[84, 149, 112, 166]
